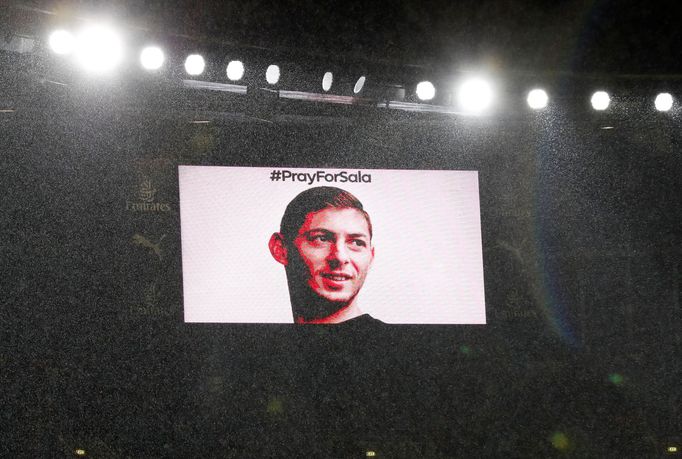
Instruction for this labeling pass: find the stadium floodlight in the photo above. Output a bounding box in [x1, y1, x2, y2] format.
[353, 76, 366, 94]
[75, 24, 124, 73]
[322, 72, 333, 92]
[48, 30, 75, 55]
[266, 64, 280, 84]
[416, 81, 436, 101]
[140, 46, 165, 70]
[591, 91, 610, 110]
[655, 93, 673, 112]
[226, 60, 245, 81]
[457, 77, 494, 114]
[527, 89, 548, 109]
[184, 54, 205, 76]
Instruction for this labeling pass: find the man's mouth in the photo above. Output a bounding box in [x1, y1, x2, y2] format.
[321, 273, 352, 281]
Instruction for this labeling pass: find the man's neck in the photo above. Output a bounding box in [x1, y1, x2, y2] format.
[296, 302, 364, 324]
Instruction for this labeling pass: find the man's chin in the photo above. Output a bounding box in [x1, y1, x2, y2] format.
[314, 290, 353, 304]
[295, 290, 354, 318]
[287, 279, 358, 319]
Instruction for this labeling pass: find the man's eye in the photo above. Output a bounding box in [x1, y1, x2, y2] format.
[351, 239, 367, 247]
[310, 235, 331, 243]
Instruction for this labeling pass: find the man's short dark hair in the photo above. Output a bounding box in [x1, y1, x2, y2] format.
[280, 186, 372, 242]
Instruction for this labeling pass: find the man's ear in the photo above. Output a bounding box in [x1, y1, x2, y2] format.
[370, 245, 375, 267]
[269, 232, 288, 266]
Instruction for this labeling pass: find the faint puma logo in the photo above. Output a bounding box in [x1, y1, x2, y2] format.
[496, 239, 526, 264]
[132, 233, 166, 260]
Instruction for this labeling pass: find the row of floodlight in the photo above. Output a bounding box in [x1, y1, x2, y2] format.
[587, 91, 674, 112]
[48, 27, 342, 90]
[527, 89, 674, 112]
[47, 26, 677, 114]
[48, 26, 400, 97]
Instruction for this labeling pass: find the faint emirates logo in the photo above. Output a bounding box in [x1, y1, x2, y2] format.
[138, 179, 157, 202]
[126, 177, 171, 212]
[129, 282, 173, 317]
[144, 283, 161, 308]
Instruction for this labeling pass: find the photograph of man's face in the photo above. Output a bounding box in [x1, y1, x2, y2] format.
[293, 207, 374, 304]
[179, 166, 485, 324]
[269, 187, 375, 324]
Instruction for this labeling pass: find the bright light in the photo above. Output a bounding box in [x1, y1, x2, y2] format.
[591, 91, 610, 110]
[457, 77, 494, 114]
[353, 76, 366, 94]
[655, 93, 673, 112]
[226, 60, 245, 81]
[527, 89, 548, 109]
[322, 72, 333, 92]
[75, 25, 124, 73]
[48, 30, 75, 55]
[184, 54, 205, 76]
[416, 81, 436, 101]
[266, 64, 280, 84]
[140, 46, 164, 70]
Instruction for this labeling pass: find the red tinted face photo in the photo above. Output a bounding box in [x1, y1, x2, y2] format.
[183, 167, 485, 324]
[292, 207, 374, 305]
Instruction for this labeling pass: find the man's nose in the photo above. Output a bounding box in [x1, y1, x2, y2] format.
[327, 240, 350, 265]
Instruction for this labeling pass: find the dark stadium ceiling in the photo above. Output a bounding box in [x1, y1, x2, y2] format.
[3, 0, 682, 76]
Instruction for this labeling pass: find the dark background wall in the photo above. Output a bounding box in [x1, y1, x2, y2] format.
[2, 88, 680, 456]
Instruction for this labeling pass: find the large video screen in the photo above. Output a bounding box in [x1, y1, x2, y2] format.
[179, 166, 485, 323]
